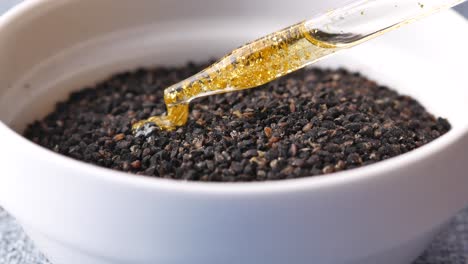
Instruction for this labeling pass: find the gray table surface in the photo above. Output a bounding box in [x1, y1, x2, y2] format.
[1, 1, 468, 264]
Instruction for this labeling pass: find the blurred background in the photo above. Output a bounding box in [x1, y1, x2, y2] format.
[455, 1, 468, 14]
[1, 0, 468, 18]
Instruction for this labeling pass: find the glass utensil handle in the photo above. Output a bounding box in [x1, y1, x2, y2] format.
[305, 0, 466, 47]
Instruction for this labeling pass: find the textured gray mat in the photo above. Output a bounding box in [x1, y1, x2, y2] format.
[0, 207, 467, 264]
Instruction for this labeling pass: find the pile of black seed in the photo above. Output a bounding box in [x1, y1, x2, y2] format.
[24, 61, 451, 182]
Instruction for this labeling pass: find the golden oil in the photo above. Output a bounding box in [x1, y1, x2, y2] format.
[133, 22, 341, 131]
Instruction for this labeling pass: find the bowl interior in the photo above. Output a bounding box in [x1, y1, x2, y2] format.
[0, 0, 467, 135]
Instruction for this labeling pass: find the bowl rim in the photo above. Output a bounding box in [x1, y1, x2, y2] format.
[1, 0, 468, 195]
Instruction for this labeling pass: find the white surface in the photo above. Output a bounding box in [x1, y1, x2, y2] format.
[0, 0, 467, 264]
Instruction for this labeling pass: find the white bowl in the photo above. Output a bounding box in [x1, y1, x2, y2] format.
[0, 0, 468, 264]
